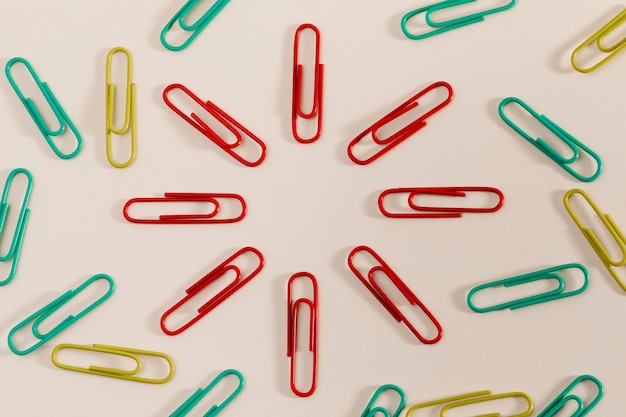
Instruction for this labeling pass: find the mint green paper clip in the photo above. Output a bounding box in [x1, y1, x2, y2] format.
[361, 384, 406, 417]
[169, 369, 244, 417]
[401, 0, 517, 40]
[467, 264, 589, 313]
[498, 97, 602, 182]
[5, 58, 83, 159]
[7, 274, 115, 355]
[537, 375, 603, 417]
[0, 168, 33, 286]
[160, 0, 230, 51]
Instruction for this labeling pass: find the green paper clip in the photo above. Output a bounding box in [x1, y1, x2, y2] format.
[498, 97, 602, 182]
[7, 274, 115, 355]
[537, 375, 603, 417]
[169, 369, 244, 417]
[467, 264, 589, 313]
[51, 344, 175, 384]
[361, 384, 406, 417]
[401, 0, 517, 40]
[5, 58, 83, 159]
[571, 8, 626, 73]
[0, 168, 33, 285]
[406, 390, 533, 417]
[160, 0, 230, 51]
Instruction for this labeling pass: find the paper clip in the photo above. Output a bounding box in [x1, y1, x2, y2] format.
[160, 0, 230, 51]
[123, 192, 246, 224]
[467, 263, 589, 313]
[163, 84, 267, 167]
[169, 369, 244, 417]
[401, 0, 517, 40]
[347, 246, 442, 344]
[0, 168, 33, 286]
[287, 272, 318, 397]
[106, 47, 136, 168]
[5, 57, 83, 159]
[499, 97, 602, 182]
[406, 390, 533, 417]
[571, 8, 626, 73]
[292, 23, 323, 143]
[7, 274, 115, 355]
[347, 82, 453, 165]
[563, 189, 626, 291]
[51, 344, 175, 384]
[360, 384, 406, 417]
[378, 187, 503, 218]
[161, 247, 264, 335]
[537, 375, 603, 417]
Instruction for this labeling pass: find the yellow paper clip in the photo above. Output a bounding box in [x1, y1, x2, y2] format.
[106, 47, 136, 168]
[406, 390, 533, 417]
[51, 343, 175, 384]
[571, 8, 626, 73]
[563, 189, 626, 291]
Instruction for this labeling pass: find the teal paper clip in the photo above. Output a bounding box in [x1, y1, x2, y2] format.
[0, 168, 33, 286]
[360, 384, 406, 417]
[537, 375, 603, 417]
[169, 369, 244, 417]
[401, 0, 517, 40]
[467, 264, 589, 313]
[160, 0, 230, 51]
[498, 97, 602, 182]
[5, 58, 83, 159]
[7, 274, 115, 355]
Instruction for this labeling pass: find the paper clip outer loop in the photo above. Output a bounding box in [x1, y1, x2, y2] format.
[160, 247, 264, 335]
[287, 272, 318, 397]
[51, 344, 175, 384]
[106, 47, 136, 168]
[347, 246, 442, 344]
[160, 0, 230, 51]
[440, 391, 533, 417]
[405, 390, 493, 416]
[347, 82, 453, 165]
[498, 97, 602, 182]
[7, 274, 115, 355]
[378, 187, 504, 218]
[123, 192, 246, 224]
[169, 369, 244, 417]
[162, 84, 267, 167]
[360, 384, 406, 417]
[292, 23, 323, 143]
[467, 263, 589, 312]
[571, 8, 626, 73]
[563, 189, 626, 291]
[0, 168, 33, 286]
[401, 0, 517, 40]
[5, 57, 83, 159]
[537, 375, 603, 417]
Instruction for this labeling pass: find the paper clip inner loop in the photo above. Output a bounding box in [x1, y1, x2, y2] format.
[160, 0, 230, 51]
[347, 246, 442, 344]
[537, 375, 603, 417]
[287, 272, 318, 397]
[5, 57, 83, 159]
[106, 47, 136, 168]
[347, 82, 453, 165]
[161, 247, 264, 335]
[51, 343, 175, 384]
[7, 274, 115, 355]
[406, 390, 533, 417]
[169, 369, 244, 417]
[563, 189, 626, 291]
[360, 384, 406, 417]
[499, 97, 602, 182]
[571, 8, 626, 73]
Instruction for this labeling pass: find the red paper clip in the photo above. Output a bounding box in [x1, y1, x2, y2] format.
[160, 247, 264, 335]
[347, 246, 442, 344]
[287, 272, 318, 397]
[292, 23, 323, 143]
[378, 187, 504, 218]
[347, 81, 453, 165]
[123, 192, 246, 224]
[162, 84, 267, 167]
